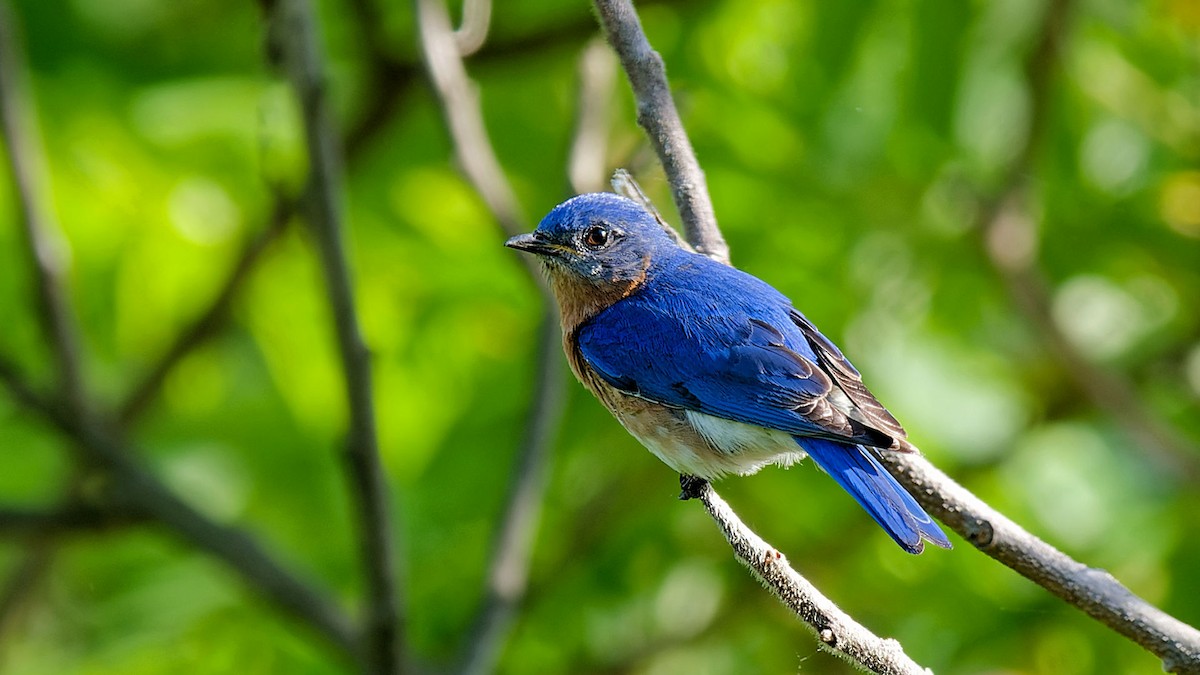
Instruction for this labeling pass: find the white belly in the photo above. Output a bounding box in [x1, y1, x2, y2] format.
[621, 407, 806, 479]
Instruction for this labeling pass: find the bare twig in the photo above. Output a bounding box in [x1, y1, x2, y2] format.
[687, 480, 931, 674]
[975, 0, 1198, 477]
[0, 501, 136, 535]
[344, 1, 668, 161]
[118, 199, 292, 427]
[456, 314, 564, 675]
[0, 544, 52, 649]
[0, 0, 86, 415]
[415, 0, 525, 237]
[414, 1, 568, 672]
[881, 452, 1200, 672]
[453, 0, 492, 57]
[592, 0, 728, 263]
[0, 353, 54, 414]
[568, 39, 617, 195]
[264, 1, 404, 672]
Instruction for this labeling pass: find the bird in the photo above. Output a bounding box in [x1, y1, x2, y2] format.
[506, 192, 951, 554]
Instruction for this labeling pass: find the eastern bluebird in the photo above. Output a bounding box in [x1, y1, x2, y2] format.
[506, 193, 951, 554]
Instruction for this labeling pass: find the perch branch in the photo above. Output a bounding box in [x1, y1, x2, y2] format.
[264, 0, 405, 672]
[881, 452, 1200, 672]
[592, 0, 728, 263]
[685, 479, 931, 675]
[597, 0, 1200, 673]
[414, 1, 568, 673]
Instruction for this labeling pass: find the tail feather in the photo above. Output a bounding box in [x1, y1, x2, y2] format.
[799, 437, 951, 554]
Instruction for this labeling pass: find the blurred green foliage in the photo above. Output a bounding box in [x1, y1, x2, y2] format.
[1, 0, 1198, 673]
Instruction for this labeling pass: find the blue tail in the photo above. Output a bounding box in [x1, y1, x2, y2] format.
[798, 437, 951, 554]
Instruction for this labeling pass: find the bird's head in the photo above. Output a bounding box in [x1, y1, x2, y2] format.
[505, 193, 677, 289]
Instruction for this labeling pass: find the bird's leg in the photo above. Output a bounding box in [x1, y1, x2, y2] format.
[678, 474, 708, 500]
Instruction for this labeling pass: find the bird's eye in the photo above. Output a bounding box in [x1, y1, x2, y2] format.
[582, 225, 610, 249]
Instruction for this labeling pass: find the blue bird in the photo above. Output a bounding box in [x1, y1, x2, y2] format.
[506, 193, 951, 554]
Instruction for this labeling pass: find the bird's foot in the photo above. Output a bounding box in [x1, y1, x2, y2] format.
[678, 474, 708, 500]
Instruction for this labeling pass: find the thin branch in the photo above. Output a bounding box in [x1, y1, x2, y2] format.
[568, 39, 618, 195]
[592, 0, 728, 263]
[415, 0, 525, 237]
[0, 501, 136, 535]
[595, 1, 1200, 673]
[117, 199, 292, 427]
[974, 0, 1199, 477]
[456, 313, 565, 675]
[683, 479, 931, 675]
[344, 1, 619, 163]
[880, 452, 1200, 673]
[414, 1, 568, 672]
[0, 0, 86, 415]
[1, 2, 363, 660]
[0, 544, 52, 650]
[264, 1, 404, 672]
[9, 396, 363, 663]
[453, 0, 493, 57]
[0, 353, 55, 414]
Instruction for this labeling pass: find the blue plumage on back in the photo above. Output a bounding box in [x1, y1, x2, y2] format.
[506, 193, 952, 554]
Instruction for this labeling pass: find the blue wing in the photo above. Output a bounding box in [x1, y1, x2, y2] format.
[576, 258, 895, 446]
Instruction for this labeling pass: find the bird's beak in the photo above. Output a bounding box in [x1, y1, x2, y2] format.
[505, 233, 566, 257]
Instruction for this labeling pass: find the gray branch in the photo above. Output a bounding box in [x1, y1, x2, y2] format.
[592, 0, 728, 263]
[264, 0, 404, 672]
[693, 480, 930, 674]
[881, 452, 1200, 672]
[414, 1, 567, 673]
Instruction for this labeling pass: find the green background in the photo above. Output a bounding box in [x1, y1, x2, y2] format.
[1, 0, 1198, 673]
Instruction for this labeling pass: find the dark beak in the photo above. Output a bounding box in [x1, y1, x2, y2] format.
[505, 233, 564, 257]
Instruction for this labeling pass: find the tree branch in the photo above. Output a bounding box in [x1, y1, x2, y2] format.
[685, 479, 931, 675]
[414, 1, 568, 672]
[0, 501, 137, 536]
[117, 199, 292, 427]
[0, 0, 86, 416]
[595, 1, 1200, 673]
[592, 0, 728, 263]
[568, 39, 618, 195]
[880, 451, 1200, 672]
[264, 1, 404, 672]
[0, 3, 362, 665]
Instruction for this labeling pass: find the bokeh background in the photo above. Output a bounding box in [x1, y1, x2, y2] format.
[1, 0, 1198, 673]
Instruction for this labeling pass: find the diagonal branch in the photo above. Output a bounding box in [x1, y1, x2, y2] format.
[0, 0, 86, 415]
[4, 382, 362, 663]
[592, 0, 727, 264]
[686, 479, 931, 675]
[880, 451, 1200, 672]
[414, 1, 570, 672]
[264, 1, 404, 673]
[118, 199, 292, 427]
